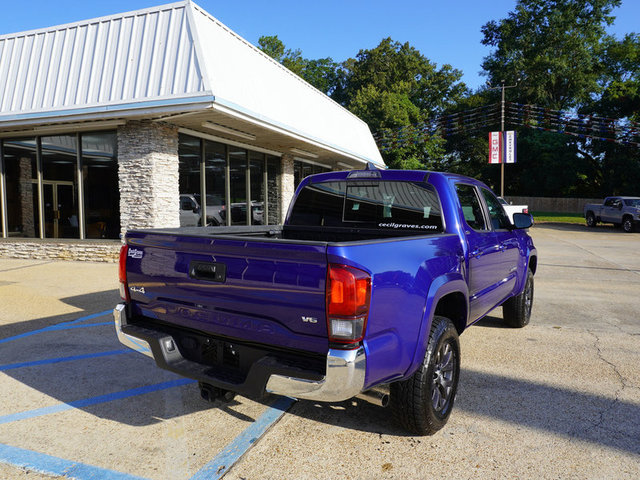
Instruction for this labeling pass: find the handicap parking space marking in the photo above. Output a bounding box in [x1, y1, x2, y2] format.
[0, 378, 196, 426]
[189, 396, 296, 480]
[0, 349, 130, 371]
[0, 443, 147, 480]
[0, 309, 113, 345]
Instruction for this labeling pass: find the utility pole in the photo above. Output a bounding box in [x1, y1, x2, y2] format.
[488, 79, 519, 197]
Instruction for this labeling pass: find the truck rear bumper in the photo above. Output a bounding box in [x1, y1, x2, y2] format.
[113, 303, 366, 403]
[265, 347, 365, 402]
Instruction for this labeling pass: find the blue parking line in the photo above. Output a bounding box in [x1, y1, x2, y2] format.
[0, 378, 196, 425]
[0, 349, 130, 371]
[0, 443, 148, 480]
[189, 396, 296, 480]
[0, 310, 112, 345]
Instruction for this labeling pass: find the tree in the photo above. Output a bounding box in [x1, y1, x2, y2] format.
[481, 0, 621, 109]
[476, 0, 640, 197]
[258, 35, 340, 95]
[341, 38, 467, 169]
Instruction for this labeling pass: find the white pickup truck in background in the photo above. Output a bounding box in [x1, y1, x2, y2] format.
[499, 197, 529, 223]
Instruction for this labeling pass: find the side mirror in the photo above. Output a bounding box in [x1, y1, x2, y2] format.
[512, 212, 534, 229]
[618, 204, 623, 210]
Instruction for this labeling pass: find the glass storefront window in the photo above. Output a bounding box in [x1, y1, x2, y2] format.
[82, 132, 118, 239]
[3, 138, 38, 237]
[178, 134, 202, 227]
[177, 134, 285, 228]
[204, 140, 227, 226]
[294, 160, 330, 187]
[229, 147, 248, 226]
[41, 135, 79, 238]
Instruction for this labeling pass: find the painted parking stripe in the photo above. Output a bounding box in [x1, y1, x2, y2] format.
[0, 378, 195, 425]
[0, 310, 112, 345]
[189, 396, 296, 480]
[0, 349, 130, 371]
[0, 443, 147, 480]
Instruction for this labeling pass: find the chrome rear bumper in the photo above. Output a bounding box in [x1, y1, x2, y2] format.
[113, 304, 153, 358]
[113, 303, 366, 402]
[265, 346, 366, 402]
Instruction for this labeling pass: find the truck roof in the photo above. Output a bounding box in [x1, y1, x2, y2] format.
[302, 169, 490, 189]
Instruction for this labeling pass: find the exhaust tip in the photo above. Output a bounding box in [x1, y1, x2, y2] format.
[356, 389, 390, 408]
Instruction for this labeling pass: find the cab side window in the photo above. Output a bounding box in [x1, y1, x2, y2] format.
[481, 188, 511, 230]
[455, 184, 488, 231]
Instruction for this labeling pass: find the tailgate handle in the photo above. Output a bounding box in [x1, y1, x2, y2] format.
[189, 261, 226, 282]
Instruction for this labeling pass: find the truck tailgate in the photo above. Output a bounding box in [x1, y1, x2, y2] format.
[125, 231, 329, 354]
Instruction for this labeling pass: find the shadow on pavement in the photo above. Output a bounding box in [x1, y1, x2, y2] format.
[283, 369, 639, 456]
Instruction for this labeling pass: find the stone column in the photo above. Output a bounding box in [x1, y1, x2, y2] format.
[279, 154, 295, 223]
[117, 120, 180, 239]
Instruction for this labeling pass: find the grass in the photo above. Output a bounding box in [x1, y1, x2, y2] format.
[531, 211, 585, 224]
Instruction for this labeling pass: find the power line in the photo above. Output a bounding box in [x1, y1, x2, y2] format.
[373, 102, 640, 151]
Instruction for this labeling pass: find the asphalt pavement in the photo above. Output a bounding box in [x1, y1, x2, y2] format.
[0, 223, 638, 479]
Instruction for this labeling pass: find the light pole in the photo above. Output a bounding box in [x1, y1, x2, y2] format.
[488, 79, 519, 197]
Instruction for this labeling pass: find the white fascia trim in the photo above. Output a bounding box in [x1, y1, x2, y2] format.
[178, 127, 283, 157]
[184, 1, 213, 93]
[188, 2, 373, 130]
[0, 94, 215, 128]
[212, 99, 385, 168]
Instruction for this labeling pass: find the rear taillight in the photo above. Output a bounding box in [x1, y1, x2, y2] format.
[326, 264, 371, 344]
[523, 208, 529, 214]
[119, 244, 130, 302]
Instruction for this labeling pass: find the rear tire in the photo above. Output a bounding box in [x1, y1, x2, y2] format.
[503, 268, 534, 328]
[390, 316, 460, 435]
[622, 216, 635, 233]
[586, 212, 596, 227]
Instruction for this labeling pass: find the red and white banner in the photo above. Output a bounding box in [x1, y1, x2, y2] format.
[489, 131, 502, 164]
[489, 131, 517, 164]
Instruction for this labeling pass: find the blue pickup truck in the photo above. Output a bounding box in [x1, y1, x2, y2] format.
[114, 167, 537, 435]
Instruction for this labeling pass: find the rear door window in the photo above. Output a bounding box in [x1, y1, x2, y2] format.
[480, 188, 512, 230]
[455, 184, 488, 231]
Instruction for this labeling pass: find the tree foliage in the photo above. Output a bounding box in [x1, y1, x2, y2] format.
[481, 0, 621, 109]
[479, 0, 639, 197]
[339, 38, 467, 169]
[258, 1, 640, 197]
[258, 35, 340, 95]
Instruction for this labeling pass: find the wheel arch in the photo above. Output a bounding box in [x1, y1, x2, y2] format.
[406, 275, 468, 380]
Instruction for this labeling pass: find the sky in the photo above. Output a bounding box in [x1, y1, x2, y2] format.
[0, 0, 638, 91]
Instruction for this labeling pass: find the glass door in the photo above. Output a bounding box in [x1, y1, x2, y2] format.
[41, 181, 77, 238]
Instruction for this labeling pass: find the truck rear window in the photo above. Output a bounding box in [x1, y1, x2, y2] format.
[288, 181, 443, 232]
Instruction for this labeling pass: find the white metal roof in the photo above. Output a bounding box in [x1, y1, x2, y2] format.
[0, 1, 384, 167]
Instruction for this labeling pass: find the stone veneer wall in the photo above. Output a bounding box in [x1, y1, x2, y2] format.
[279, 154, 295, 221]
[0, 240, 120, 262]
[118, 120, 180, 237]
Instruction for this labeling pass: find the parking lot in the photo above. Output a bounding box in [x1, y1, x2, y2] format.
[1, 223, 639, 479]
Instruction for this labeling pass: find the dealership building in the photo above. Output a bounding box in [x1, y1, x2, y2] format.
[0, 1, 383, 261]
